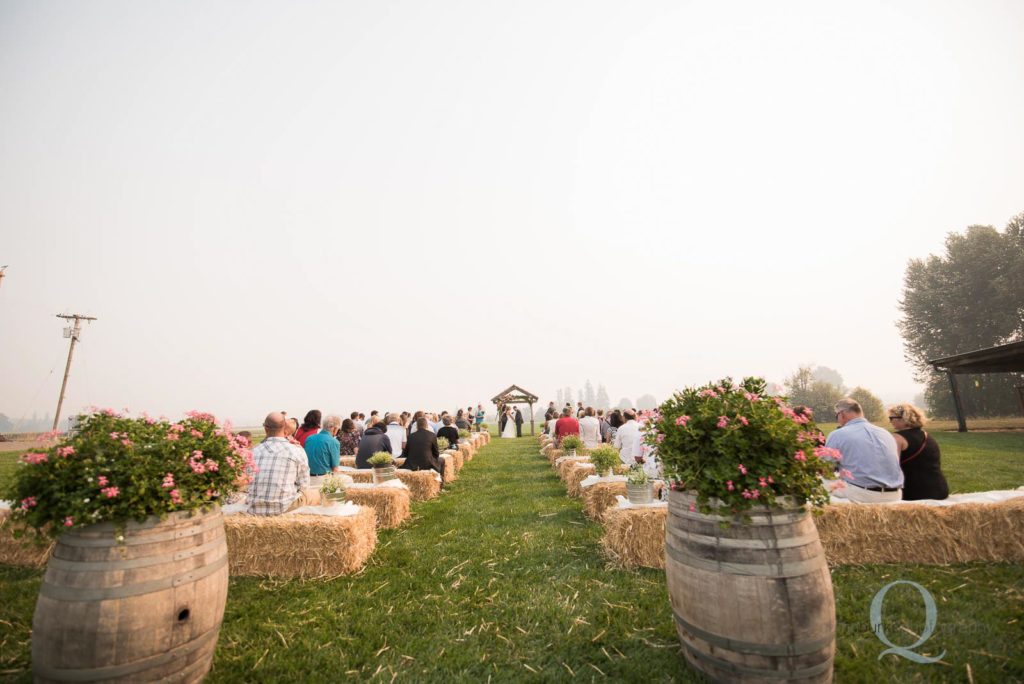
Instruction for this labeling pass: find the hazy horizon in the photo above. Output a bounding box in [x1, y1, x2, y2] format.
[2, 1, 1022, 430]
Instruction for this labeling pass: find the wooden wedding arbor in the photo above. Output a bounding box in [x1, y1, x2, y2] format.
[929, 339, 1024, 432]
[491, 384, 539, 436]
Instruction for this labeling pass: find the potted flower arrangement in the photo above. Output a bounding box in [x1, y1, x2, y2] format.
[319, 474, 349, 505]
[559, 434, 583, 458]
[457, 429, 471, 443]
[2, 408, 254, 683]
[644, 378, 838, 682]
[367, 451, 396, 483]
[625, 460, 652, 504]
[436, 437, 451, 452]
[588, 445, 620, 477]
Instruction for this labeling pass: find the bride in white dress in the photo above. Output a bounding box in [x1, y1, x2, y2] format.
[501, 407, 517, 438]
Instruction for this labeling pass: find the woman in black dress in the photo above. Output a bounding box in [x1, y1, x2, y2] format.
[888, 403, 949, 501]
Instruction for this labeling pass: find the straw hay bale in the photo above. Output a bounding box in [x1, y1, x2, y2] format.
[339, 456, 356, 468]
[598, 497, 1024, 569]
[458, 443, 473, 461]
[225, 507, 377, 578]
[583, 481, 628, 521]
[557, 456, 590, 482]
[814, 498, 1024, 565]
[566, 463, 597, 498]
[601, 507, 667, 569]
[348, 469, 441, 501]
[439, 455, 458, 484]
[540, 443, 554, 458]
[0, 510, 52, 568]
[546, 448, 564, 465]
[344, 488, 411, 529]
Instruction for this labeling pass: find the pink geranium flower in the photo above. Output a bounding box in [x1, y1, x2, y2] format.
[101, 486, 119, 498]
[63, 516, 74, 527]
[56, 446, 75, 458]
[675, 415, 690, 427]
[97, 475, 109, 487]
[793, 451, 807, 462]
[21, 452, 48, 465]
[717, 416, 729, 428]
[726, 480, 735, 491]
[162, 473, 175, 489]
[170, 489, 182, 504]
[738, 463, 747, 475]
[20, 496, 37, 510]
[737, 416, 749, 426]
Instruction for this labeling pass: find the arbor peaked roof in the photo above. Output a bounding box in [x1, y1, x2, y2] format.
[491, 384, 539, 404]
[928, 340, 1024, 374]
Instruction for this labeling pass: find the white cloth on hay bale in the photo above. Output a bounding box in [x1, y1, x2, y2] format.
[614, 495, 668, 510]
[288, 502, 362, 517]
[829, 487, 1024, 506]
[580, 475, 627, 489]
[346, 480, 409, 490]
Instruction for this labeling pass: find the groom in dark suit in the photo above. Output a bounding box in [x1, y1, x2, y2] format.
[514, 407, 524, 437]
[498, 405, 507, 434]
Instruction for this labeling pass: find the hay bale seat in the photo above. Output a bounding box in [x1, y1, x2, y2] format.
[557, 456, 591, 482]
[439, 454, 458, 484]
[226, 506, 377, 578]
[0, 506, 379, 579]
[447, 449, 466, 473]
[599, 495, 1024, 569]
[344, 484, 411, 529]
[347, 469, 441, 501]
[339, 456, 356, 468]
[582, 480, 628, 521]
[566, 463, 597, 498]
[458, 443, 473, 461]
[546, 448, 564, 465]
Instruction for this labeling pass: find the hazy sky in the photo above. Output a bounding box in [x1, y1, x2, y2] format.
[2, 0, 1022, 428]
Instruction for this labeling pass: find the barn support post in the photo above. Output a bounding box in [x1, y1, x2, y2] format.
[947, 371, 968, 433]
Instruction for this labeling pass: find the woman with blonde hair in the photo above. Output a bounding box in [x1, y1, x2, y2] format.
[887, 403, 949, 500]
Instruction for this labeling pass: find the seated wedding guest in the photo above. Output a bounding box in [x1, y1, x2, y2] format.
[337, 418, 360, 455]
[579, 407, 601, 449]
[824, 398, 903, 503]
[608, 410, 624, 442]
[545, 412, 557, 436]
[350, 411, 365, 437]
[284, 416, 301, 445]
[614, 410, 643, 466]
[355, 421, 393, 469]
[403, 417, 444, 478]
[555, 407, 580, 446]
[455, 410, 470, 431]
[368, 410, 379, 426]
[437, 415, 460, 447]
[356, 412, 367, 433]
[304, 414, 342, 485]
[248, 411, 315, 515]
[576, 402, 585, 418]
[294, 410, 321, 446]
[432, 412, 445, 433]
[236, 430, 252, 447]
[384, 413, 407, 462]
[888, 403, 949, 501]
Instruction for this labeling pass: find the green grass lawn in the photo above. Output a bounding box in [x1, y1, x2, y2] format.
[1, 434, 1023, 681]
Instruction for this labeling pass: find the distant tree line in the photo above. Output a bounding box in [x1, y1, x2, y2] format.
[782, 366, 885, 423]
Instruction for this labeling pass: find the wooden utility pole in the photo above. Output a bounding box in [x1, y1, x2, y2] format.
[53, 314, 97, 431]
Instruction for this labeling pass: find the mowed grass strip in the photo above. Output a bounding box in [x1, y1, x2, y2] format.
[1, 434, 1023, 681]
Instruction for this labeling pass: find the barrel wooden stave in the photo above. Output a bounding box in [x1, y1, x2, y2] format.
[32, 508, 228, 684]
[666, 491, 835, 683]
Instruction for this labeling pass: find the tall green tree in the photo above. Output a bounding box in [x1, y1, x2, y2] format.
[897, 213, 1024, 418]
[848, 386, 885, 422]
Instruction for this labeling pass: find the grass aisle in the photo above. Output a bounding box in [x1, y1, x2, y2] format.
[1, 434, 1022, 681]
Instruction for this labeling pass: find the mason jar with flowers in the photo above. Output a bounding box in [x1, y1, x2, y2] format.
[645, 378, 840, 683]
[2, 408, 255, 683]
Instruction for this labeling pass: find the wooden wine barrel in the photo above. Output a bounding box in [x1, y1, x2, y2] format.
[666, 491, 835, 683]
[32, 507, 229, 684]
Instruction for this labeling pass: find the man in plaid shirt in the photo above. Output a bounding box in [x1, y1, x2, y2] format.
[247, 411, 314, 515]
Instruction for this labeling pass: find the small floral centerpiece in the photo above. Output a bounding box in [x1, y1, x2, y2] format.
[589, 445, 620, 477]
[457, 429, 471, 441]
[319, 474, 348, 504]
[437, 437, 451, 452]
[626, 462, 649, 485]
[3, 409, 254, 538]
[367, 452, 393, 467]
[643, 377, 839, 517]
[559, 435, 583, 456]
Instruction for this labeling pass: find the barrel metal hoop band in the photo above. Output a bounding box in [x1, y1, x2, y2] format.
[32, 625, 219, 681]
[40, 554, 227, 601]
[56, 515, 223, 548]
[666, 525, 818, 551]
[682, 640, 834, 679]
[46, 536, 225, 573]
[669, 508, 806, 527]
[674, 610, 834, 656]
[666, 541, 824, 578]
